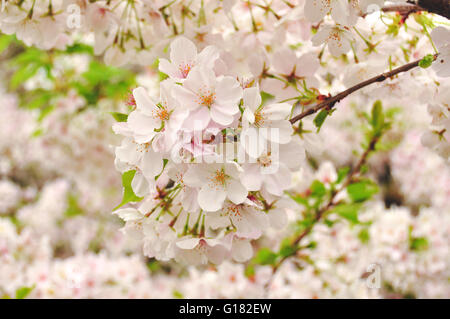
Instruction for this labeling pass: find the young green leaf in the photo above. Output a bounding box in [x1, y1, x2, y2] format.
[15, 286, 34, 299]
[110, 112, 128, 122]
[114, 170, 144, 210]
[347, 180, 378, 202]
[254, 248, 278, 265]
[419, 54, 434, 69]
[313, 109, 328, 132]
[332, 203, 362, 224]
[310, 180, 326, 197]
[279, 238, 297, 258]
[410, 236, 429, 252]
[65, 193, 84, 218]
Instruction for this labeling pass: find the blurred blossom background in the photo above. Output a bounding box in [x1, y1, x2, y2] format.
[0, 0, 449, 299]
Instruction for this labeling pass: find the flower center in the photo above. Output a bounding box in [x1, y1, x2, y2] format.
[196, 239, 208, 253]
[211, 169, 227, 188]
[197, 88, 216, 107]
[227, 204, 242, 217]
[126, 92, 136, 108]
[179, 63, 192, 78]
[254, 111, 265, 127]
[152, 105, 170, 121]
[258, 153, 272, 167]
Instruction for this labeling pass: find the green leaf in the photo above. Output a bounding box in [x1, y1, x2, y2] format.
[146, 260, 161, 272]
[26, 91, 54, 110]
[306, 241, 317, 249]
[371, 100, 384, 132]
[286, 192, 309, 207]
[418, 54, 434, 69]
[173, 290, 184, 299]
[332, 203, 362, 224]
[15, 286, 34, 299]
[37, 105, 55, 122]
[296, 216, 315, 233]
[279, 238, 297, 258]
[155, 159, 169, 181]
[64, 43, 94, 55]
[313, 109, 328, 132]
[65, 193, 84, 218]
[159, 71, 169, 82]
[31, 128, 44, 138]
[10, 64, 41, 89]
[77, 61, 136, 105]
[110, 112, 128, 122]
[310, 180, 326, 197]
[114, 170, 144, 210]
[347, 180, 378, 202]
[260, 91, 275, 104]
[0, 35, 13, 54]
[244, 264, 255, 278]
[410, 236, 429, 252]
[336, 167, 350, 184]
[254, 248, 278, 265]
[358, 228, 370, 244]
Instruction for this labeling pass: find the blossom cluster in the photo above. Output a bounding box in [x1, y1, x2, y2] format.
[113, 36, 307, 264]
[0, 0, 393, 65]
[0, 0, 449, 300]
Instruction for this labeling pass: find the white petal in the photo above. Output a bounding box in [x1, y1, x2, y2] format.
[176, 238, 200, 249]
[243, 87, 262, 112]
[198, 45, 220, 69]
[198, 185, 227, 212]
[210, 104, 236, 126]
[183, 106, 211, 130]
[263, 164, 291, 196]
[232, 240, 253, 262]
[141, 150, 164, 178]
[133, 87, 157, 116]
[158, 58, 181, 79]
[172, 85, 199, 110]
[263, 103, 291, 120]
[216, 76, 243, 103]
[240, 164, 263, 191]
[170, 36, 197, 67]
[304, 0, 329, 23]
[226, 179, 248, 204]
[113, 208, 143, 221]
[261, 120, 293, 144]
[184, 65, 216, 94]
[243, 108, 255, 124]
[131, 171, 149, 197]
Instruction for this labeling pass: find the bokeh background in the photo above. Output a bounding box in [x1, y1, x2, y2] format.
[0, 0, 449, 299]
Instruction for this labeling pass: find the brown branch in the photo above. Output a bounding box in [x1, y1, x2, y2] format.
[408, 0, 450, 20]
[289, 55, 438, 125]
[270, 135, 380, 277]
[381, 4, 422, 16]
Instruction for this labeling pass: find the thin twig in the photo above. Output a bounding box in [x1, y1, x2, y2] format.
[408, 0, 450, 20]
[269, 135, 380, 282]
[381, 4, 422, 15]
[289, 55, 438, 125]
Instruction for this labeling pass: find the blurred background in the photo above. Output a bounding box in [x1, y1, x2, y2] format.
[0, 19, 449, 298]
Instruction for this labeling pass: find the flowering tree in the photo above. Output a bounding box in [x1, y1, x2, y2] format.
[0, 0, 449, 299]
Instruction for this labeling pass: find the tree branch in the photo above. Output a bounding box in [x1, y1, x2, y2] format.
[408, 0, 450, 20]
[270, 135, 380, 276]
[381, 3, 422, 16]
[289, 55, 438, 124]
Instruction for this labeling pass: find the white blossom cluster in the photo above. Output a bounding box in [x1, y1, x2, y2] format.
[0, 0, 449, 300]
[1, 80, 449, 298]
[113, 36, 307, 264]
[0, 0, 391, 65]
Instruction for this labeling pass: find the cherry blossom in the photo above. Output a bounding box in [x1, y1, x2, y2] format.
[431, 26, 450, 78]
